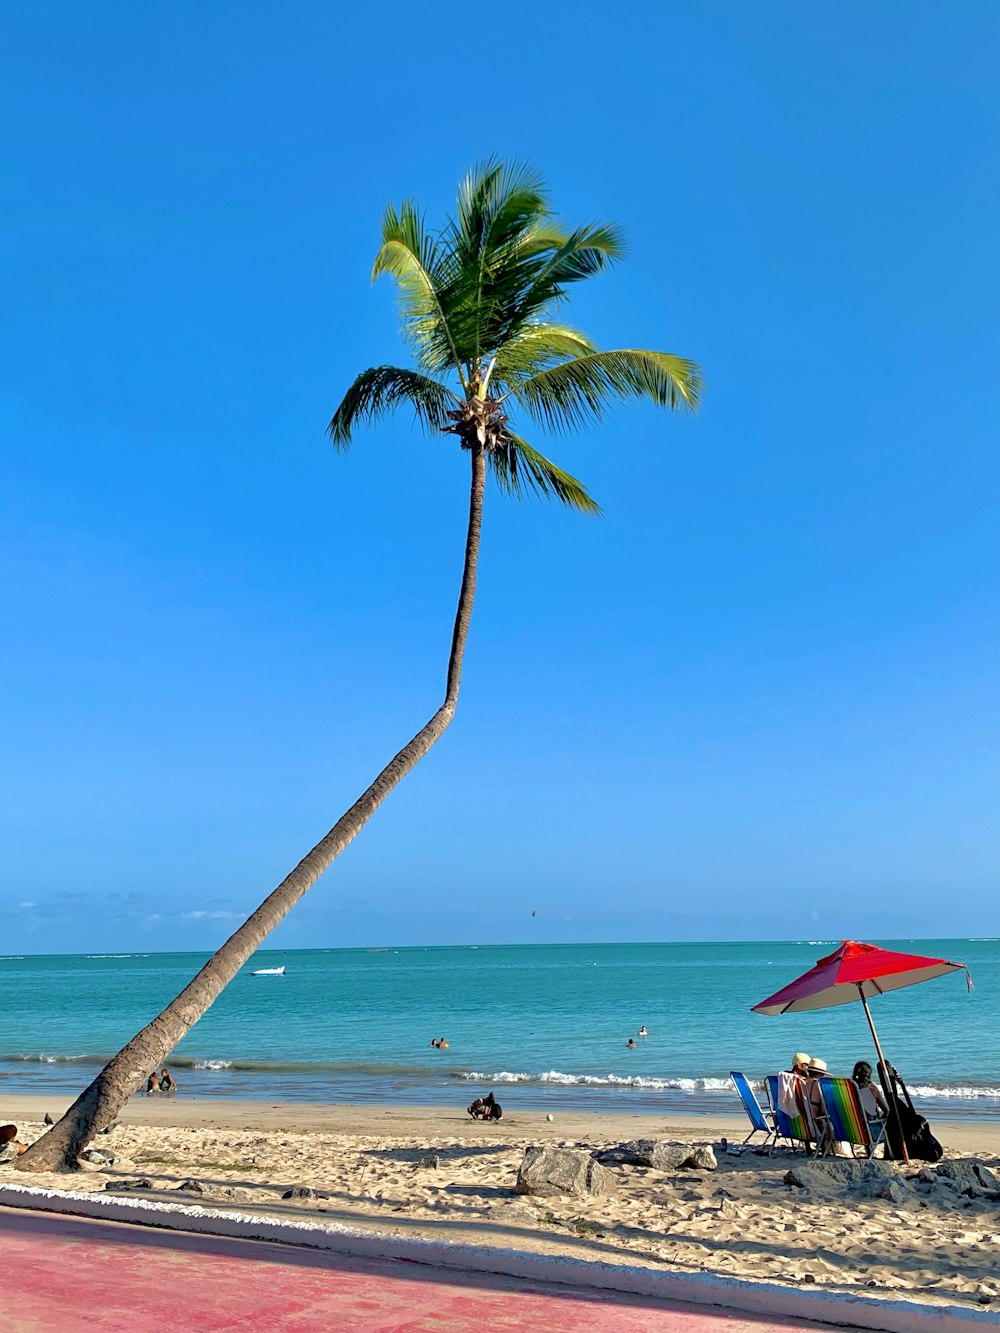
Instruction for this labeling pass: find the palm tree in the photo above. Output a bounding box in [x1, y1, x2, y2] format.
[18, 160, 701, 1171]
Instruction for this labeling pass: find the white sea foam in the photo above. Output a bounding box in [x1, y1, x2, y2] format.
[458, 1069, 1000, 1100]
[907, 1084, 1000, 1100]
[460, 1070, 737, 1092]
[191, 1059, 234, 1071]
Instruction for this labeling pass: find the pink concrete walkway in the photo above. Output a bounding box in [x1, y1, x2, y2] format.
[0, 1207, 825, 1332]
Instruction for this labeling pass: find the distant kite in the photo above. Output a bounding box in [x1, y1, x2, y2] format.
[531, 910, 537, 917]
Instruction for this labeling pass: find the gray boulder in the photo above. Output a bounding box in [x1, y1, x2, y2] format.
[106, 1177, 152, 1192]
[784, 1158, 912, 1203]
[79, 1148, 115, 1167]
[516, 1147, 615, 1198]
[934, 1160, 1000, 1197]
[595, 1139, 715, 1171]
[417, 1154, 440, 1170]
[281, 1186, 320, 1200]
[176, 1179, 205, 1194]
[688, 1146, 718, 1171]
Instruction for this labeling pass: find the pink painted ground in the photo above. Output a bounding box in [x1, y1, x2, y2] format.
[0, 1207, 826, 1332]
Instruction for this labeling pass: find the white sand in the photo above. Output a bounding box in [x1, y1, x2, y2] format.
[3, 1096, 999, 1306]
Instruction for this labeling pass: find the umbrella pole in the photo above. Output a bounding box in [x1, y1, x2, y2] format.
[857, 985, 909, 1165]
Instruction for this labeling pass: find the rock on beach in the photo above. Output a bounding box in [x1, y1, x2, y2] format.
[516, 1147, 615, 1198]
[595, 1139, 717, 1171]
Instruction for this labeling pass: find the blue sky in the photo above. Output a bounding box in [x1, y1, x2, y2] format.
[3, 2, 998, 953]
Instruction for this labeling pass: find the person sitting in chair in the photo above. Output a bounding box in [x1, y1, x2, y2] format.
[776, 1051, 811, 1117]
[803, 1058, 835, 1153]
[853, 1060, 888, 1124]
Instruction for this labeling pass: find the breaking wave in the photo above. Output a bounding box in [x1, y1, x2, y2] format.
[456, 1069, 1000, 1100]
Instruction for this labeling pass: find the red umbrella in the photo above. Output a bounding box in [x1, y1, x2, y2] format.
[752, 940, 971, 1163]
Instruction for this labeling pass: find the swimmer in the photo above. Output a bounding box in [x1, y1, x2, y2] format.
[438, 1037, 449, 1049]
[637, 1026, 648, 1039]
[627, 1037, 636, 1049]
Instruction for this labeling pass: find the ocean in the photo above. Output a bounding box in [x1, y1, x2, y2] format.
[1, 939, 996, 1119]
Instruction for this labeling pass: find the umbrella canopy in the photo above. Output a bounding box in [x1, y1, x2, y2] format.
[752, 939, 970, 1164]
[753, 940, 969, 1015]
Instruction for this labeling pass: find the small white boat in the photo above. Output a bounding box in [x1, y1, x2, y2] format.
[250, 965, 286, 976]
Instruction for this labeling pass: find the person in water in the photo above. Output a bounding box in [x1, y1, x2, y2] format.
[159, 1068, 177, 1093]
[626, 1037, 636, 1049]
[146, 1071, 160, 1096]
[637, 1026, 648, 1039]
[437, 1037, 449, 1049]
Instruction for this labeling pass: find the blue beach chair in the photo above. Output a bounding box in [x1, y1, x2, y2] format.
[729, 1072, 778, 1154]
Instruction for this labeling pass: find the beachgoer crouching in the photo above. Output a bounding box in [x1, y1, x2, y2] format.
[0, 1125, 27, 1163]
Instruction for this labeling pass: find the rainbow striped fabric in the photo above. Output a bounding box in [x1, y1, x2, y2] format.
[815, 1076, 873, 1153]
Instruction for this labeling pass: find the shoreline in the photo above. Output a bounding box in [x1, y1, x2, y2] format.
[3, 1094, 999, 1152]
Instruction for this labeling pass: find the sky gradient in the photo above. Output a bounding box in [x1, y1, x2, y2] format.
[3, 2, 998, 952]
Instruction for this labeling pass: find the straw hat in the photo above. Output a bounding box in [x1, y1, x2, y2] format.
[808, 1057, 828, 1073]
[792, 1052, 811, 1069]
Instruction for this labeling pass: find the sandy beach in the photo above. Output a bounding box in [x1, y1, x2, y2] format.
[3, 1096, 999, 1309]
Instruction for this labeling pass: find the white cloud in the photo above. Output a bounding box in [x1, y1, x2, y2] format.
[18, 901, 37, 909]
[180, 909, 234, 921]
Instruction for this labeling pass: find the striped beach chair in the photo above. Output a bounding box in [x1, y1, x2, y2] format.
[814, 1076, 885, 1158]
[765, 1075, 811, 1151]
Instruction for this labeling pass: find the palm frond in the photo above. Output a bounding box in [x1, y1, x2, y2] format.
[328, 366, 458, 451]
[479, 223, 626, 350]
[371, 202, 466, 382]
[488, 432, 601, 514]
[442, 160, 553, 369]
[504, 349, 703, 433]
[454, 158, 550, 260]
[485, 323, 597, 390]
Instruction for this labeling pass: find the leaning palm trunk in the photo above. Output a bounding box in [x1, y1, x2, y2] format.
[17, 447, 486, 1171]
[18, 159, 701, 1170]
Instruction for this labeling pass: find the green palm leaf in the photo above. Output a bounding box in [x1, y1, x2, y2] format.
[371, 202, 467, 383]
[485, 323, 597, 390]
[504, 349, 703, 432]
[328, 366, 458, 451]
[489, 432, 602, 514]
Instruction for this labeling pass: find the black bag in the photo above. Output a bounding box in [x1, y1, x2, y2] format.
[880, 1066, 943, 1162]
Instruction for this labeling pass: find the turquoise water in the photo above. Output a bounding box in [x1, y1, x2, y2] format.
[1, 940, 996, 1118]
